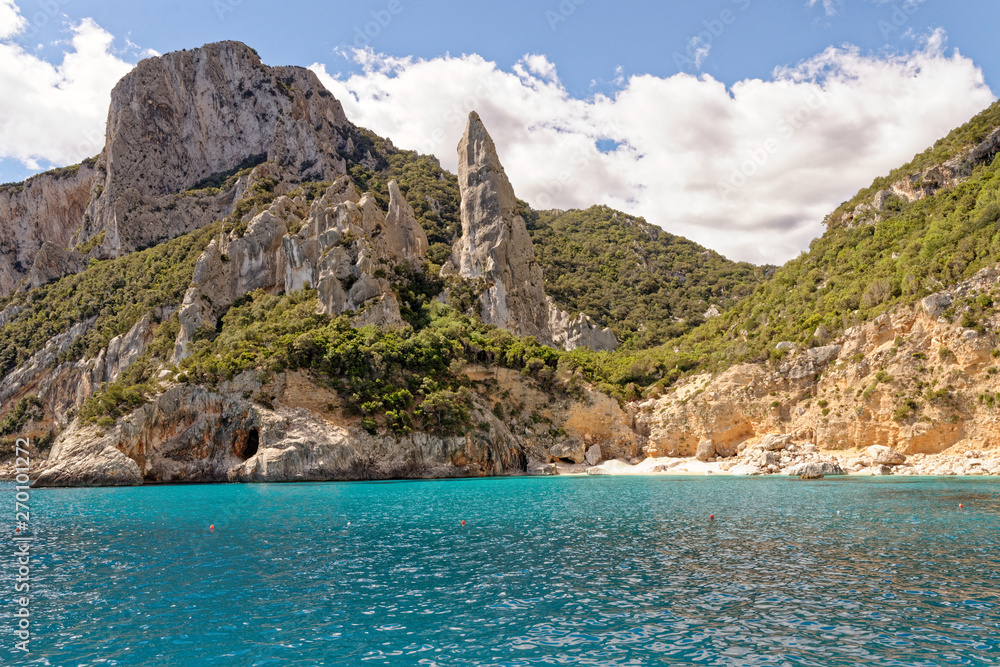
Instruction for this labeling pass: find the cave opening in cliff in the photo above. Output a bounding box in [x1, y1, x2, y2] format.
[242, 428, 259, 460]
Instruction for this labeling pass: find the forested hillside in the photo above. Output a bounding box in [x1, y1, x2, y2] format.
[527, 206, 770, 349]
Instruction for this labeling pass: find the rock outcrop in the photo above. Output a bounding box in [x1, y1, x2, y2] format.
[450, 112, 616, 352]
[0, 164, 96, 296]
[32, 373, 528, 486]
[634, 267, 1000, 464]
[24, 242, 85, 291]
[81, 41, 352, 258]
[835, 128, 1000, 228]
[33, 428, 142, 487]
[547, 298, 618, 352]
[451, 111, 554, 343]
[174, 176, 425, 359]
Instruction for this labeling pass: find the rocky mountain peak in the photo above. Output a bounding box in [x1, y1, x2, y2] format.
[0, 41, 363, 299]
[452, 112, 556, 345]
[84, 40, 352, 257]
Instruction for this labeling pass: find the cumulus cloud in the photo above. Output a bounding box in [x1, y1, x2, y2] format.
[312, 35, 994, 264]
[0, 0, 25, 39]
[0, 3, 133, 168]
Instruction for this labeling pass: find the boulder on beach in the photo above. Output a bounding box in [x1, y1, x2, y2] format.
[785, 461, 845, 477]
[549, 438, 586, 464]
[867, 445, 906, 466]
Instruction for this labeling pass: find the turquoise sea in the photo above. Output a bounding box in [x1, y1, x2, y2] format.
[2, 475, 999, 665]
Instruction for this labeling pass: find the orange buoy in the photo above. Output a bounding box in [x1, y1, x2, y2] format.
[959, 504, 964, 509]
[210, 524, 215, 531]
[710, 515, 715, 521]
[461, 520, 466, 526]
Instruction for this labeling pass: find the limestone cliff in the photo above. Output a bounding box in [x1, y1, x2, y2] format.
[31, 364, 642, 487]
[451, 112, 553, 342]
[0, 164, 96, 296]
[81, 41, 352, 259]
[0, 41, 368, 298]
[173, 175, 425, 360]
[451, 112, 616, 352]
[634, 266, 1000, 469]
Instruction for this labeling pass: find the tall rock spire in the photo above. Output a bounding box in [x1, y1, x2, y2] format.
[452, 111, 555, 345]
[451, 112, 617, 352]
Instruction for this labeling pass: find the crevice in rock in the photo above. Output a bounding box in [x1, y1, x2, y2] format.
[241, 428, 260, 460]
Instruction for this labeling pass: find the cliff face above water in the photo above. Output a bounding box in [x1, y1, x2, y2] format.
[3, 41, 1000, 487]
[0, 164, 96, 296]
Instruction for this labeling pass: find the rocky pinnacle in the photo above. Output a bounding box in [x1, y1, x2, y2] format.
[452, 111, 555, 346]
[451, 111, 617, 352]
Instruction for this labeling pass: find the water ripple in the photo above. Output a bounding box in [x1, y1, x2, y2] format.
[1, 476, 999, 665]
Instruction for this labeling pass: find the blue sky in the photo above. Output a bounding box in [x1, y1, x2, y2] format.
[1, 0, 998, 262]
[17, 0, 1000, 92]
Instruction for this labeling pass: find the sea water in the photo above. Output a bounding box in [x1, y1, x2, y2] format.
[1, 475, 999, 665]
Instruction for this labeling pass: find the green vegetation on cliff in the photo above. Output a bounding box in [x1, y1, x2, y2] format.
[0, 222, 220, 379]
[706, 157, 1000, 357]
[827, 101, 1000, 227]
[177, 289, 572, 435]
[572, 118, 1000, 394]
[349, 146, 768, 342]
[526, 205, 770, 349]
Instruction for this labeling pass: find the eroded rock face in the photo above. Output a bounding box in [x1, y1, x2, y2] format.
[24, 242, 85, 291]
[174, 176, 423, 359]
[34, 377, 528, 487]
[1, 41, 364, 298]
[549, 438, 586, 464]
[547, 298, 618, 352]
[0, 165, 96, 297]
[451, 112, 616, 352]
[34, 427, 142, 487]
[383, 180, 429, 267]
[922, 293, 952, 318]
[633, 279, 1000, 459]
[452, 111, 553, 345]
[83, 41, 351, 257]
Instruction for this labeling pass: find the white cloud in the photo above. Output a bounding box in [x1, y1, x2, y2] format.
[0, 5, 133, 167]
[312, 36, 995, 264]
[0, 0, 25, 39]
